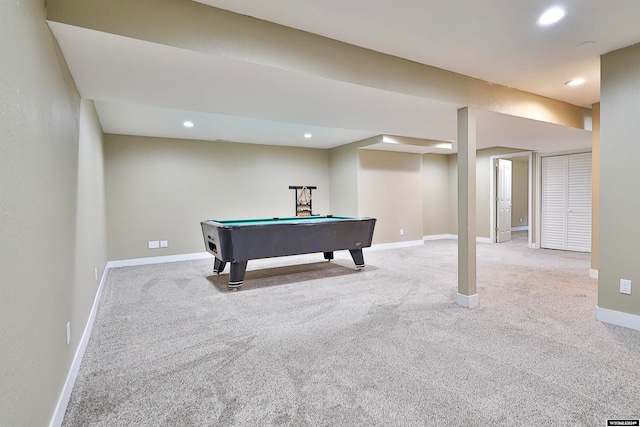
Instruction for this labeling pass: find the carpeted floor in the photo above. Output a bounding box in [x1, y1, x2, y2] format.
[63, 232, 640, 426]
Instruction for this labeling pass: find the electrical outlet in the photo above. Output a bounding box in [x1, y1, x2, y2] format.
[148, 240, 160, 249]
[620, 279, 632, 295]
[160, 240, 168, 248]
[519, 217, 523, 223]
[400, 229, 404, 236]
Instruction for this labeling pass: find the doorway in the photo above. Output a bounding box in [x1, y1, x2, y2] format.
[490, 152, 532, 247]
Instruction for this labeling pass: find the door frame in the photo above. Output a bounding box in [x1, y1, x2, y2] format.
[489, 151, 533, 247]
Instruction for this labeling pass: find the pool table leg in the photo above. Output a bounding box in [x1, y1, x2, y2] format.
[349, 249, 365, 270]
[229, 260, 248, 289]
[323, 251, 334, 261]
[213, 258, 227, 275]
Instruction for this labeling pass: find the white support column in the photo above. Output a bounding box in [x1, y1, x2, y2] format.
[457, 107, 478, 308]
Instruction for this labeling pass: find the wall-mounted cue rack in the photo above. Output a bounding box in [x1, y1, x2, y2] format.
[289, 186, 317, 217]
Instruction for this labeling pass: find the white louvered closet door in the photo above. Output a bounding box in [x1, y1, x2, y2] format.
[566, 153, 592, 251]
[541, 153, 592, 252]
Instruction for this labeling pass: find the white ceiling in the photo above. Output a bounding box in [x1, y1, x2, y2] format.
[49, 1, 640, 153]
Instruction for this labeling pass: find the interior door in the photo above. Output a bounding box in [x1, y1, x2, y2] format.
[566, 153, 592, 252]
[540, 153, 591, 252]
[496, 159, 513, 243]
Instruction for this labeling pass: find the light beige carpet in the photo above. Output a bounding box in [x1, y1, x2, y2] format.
[63, 233, 640, 426]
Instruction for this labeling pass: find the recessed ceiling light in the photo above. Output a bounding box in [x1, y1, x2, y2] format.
[565, 78, 585, 86]
[183, 121, 194, 128]
[304, 133, 312, 138]
[537, 7, 565, 26]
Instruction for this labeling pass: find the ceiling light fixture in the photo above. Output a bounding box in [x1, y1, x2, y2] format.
[183, 121, 194, 128]
[565, 78, 585, 86]
[537, 7, 565, 26]
[304, 133, 312, 138]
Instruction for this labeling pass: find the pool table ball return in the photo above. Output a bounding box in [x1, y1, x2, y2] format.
[201, 215, 376, 289]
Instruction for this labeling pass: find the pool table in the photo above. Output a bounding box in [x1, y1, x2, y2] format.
[201, 215, 376, 288]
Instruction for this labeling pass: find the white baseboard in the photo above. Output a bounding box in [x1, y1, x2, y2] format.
[589, 269, 598, 279]
[596, 306, 640, 331]
[456, 293, 479, 308]
[366, 240, 424, 251]
[49, 267, 110, 427]
[423, 234, 490, 243]
[111, 243, 434, 265]
[512, 226, 529, 231]
[107, 252, 212, 268]
[423, 234, 457, 241]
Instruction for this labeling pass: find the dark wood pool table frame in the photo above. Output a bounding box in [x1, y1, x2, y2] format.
[201, 215, 376, 289]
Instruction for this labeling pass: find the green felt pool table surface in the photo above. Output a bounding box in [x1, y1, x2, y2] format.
[214, 215, 359, 227]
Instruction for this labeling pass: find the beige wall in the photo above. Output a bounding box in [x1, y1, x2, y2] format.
[422, 154, 450, 236]
[103, 137, 524, 255]
[329, 138, 378, 216]
[512, 159, 529, 227]
[0, 3, 107, 425]
[72, 98, 108, 371]
[329, 143, 358, 216]
[104, 135, 330, 260]
[598, 44, 640, 315]
[447, 154, 459, 234]
[357, 150, 423, 244]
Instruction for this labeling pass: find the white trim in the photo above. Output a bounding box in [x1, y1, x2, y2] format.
[423, 234, 489, 243]
[589, 269, 599, 279]
[365, 240, 424, 251]
[423, 234, 457, 241]
[456, 293, 479, 308]
[107, 244, 435, 269]
[596, 306, 640, 331]
[539, 149, 593, 158]
[49, 267, 110, 427]
[512, 226, 529, 231]
[106, 252, 212, 268]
